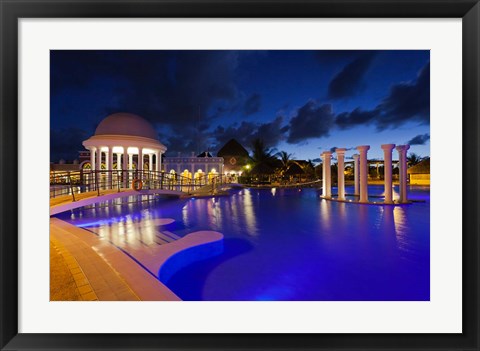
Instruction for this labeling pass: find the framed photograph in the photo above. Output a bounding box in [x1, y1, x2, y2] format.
[1, 0, 478, 350]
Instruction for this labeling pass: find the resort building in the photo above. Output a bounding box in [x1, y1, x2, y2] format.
[216, 139, 251, 176]
[163, 152, 224, 183]
[407, 157, 430, 185]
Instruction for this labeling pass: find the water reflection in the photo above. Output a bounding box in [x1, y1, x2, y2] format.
[56, 186, 430, 301]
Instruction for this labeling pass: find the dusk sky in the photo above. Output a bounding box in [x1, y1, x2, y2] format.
[51, 50, 430, 163]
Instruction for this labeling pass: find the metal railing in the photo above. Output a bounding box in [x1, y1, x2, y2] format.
[49, 169, 229, 200]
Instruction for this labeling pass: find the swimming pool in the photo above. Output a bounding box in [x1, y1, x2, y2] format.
[55, 185, 430, 301]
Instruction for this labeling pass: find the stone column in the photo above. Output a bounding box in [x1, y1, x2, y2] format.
[321, 151, 332, 198]
[128, 153, 133, 170]
[356, 145, 370, 203]
[396, 145, 410, 203]
[353, 154, 360, 196]
[155, 152, 160, 172]
[336, 148, 346, 201]
[123, 147, 128, 187]
[90, 147, 96, 172]
[138, 148, 143, 172]
[96, 149, 102, 171]
[108, 147, 114, 188]
[381, 144, 396, 204]
[117, 153, 122, 170]
[149, 154, 153, 171]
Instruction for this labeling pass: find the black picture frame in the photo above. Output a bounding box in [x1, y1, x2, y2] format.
[1, 1, 478, 350]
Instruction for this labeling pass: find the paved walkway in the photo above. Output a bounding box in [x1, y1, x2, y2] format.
[50, 218, 181, 301]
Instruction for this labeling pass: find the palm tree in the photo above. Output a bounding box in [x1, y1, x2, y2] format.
[407, 152, 424, 167]
[251, 139, 277, 167]
[276, 151, 294, 168]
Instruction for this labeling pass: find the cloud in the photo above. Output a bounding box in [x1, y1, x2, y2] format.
[334, 62, 430, 130]
[212, 116, 288, 152]
[375, 62, 430, 129]
[327, 52, 377, 99]
[407, 133, 430, 145]
[243, 93, 261, 116]
[336, 108, 379, 129]
[287, 101, 335, 144]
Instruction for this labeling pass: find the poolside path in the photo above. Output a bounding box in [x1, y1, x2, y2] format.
[50, 218, 181, 301]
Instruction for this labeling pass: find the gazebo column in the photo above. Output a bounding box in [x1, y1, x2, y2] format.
[155, 151, 161, 172]
[149, 153, 153, 171]
[95, 149, 102, 171]
[90, 147, 96, 172]
[396, 145, 410, 203]
[128, 153, 133, 170]
[138, 148, 143, 173]
[321, 151, 332, 198]
[117, 153, 122, 170]
[335, 148, 346, 201]
[108, 147, 114, 188]
[123, 147, 128, 188]
[356, 145, 370, 203]
[353, 154, 360, 196]
[381, 144, 396, 204]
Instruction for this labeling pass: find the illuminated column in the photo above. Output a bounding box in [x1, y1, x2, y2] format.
[107, 146, 113, 187]
[138, 148, 143, 172]
[321, 151, 332, 198]
[381, 144, 396, 204]
[149, 153, 153, 171]
[155, 152, 161, 172]
[396, 145, 410, 203]
[90, 147, 96, 172]
[123, 147, 128, 187]
[353, 154, 360, 196]
[95, 149, 102, 171]
[117, 153, 122, 170]
[356, 145, 370, 203]
[336, 148, 346, 200]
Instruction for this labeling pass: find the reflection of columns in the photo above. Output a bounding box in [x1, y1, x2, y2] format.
[90, 147, 96, 171]
[396, 145, 410, 203]
[149, 154, 153, 171]
[353, 154, 360, 196]
[138, 148, 143, 172]
[336, 148, 346, 201]
[321, 151, 332, 198]
[381, 144, 395, 204]
[356, 145, 370, 203]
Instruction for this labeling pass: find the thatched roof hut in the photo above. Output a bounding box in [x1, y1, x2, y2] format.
[250, 163, 275, 175]
[284, 163, 305, 176]
[217, 139, 249, 158]
[407, 158, 430, 174]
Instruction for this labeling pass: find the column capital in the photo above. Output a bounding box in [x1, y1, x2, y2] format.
[356, 145, 370, 152]
[322, 150, 332, 157]
[335, 148, 347, 156]
[352, 153, 360, 160]
[381, 143, 396, 151]
[396, 144, 410, 153]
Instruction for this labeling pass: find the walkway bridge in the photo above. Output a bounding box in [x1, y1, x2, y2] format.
[50, 169, 233, 214]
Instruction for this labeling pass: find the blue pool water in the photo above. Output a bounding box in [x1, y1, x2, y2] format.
[55, 185, 430, 301]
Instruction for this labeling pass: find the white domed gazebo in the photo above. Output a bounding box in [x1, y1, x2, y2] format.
[82, 113, 166, 176]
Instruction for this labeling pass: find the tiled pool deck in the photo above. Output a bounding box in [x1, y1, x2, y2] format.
[50, 191, 224, 301]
